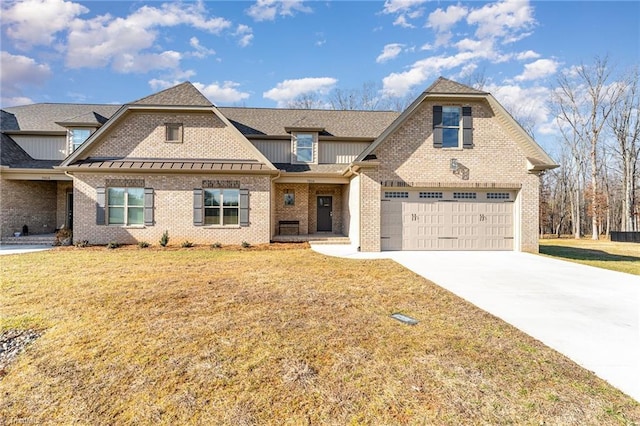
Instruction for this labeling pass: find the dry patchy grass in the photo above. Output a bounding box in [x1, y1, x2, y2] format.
[540, 238, 640, 275]
[1, 244, 639, 425]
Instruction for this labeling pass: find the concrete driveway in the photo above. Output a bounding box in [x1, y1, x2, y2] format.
[311, 245, 640, 402]
[0, 245, 54, 255]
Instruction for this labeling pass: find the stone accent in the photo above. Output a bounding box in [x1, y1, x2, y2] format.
[0, 179, 58, 237]
[71, 173, 271, 246]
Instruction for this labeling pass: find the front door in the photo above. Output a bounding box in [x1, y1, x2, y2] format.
[66, 192, 73, 229]
[317, 196, 332, 232]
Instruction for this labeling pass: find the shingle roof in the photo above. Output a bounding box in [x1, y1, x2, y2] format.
[1, 104, 120, 132]
[131, 82, 213, 107]
[219, 107, 399, 138]
[424, 77, 487, 95]
[1, 133, 61, 169]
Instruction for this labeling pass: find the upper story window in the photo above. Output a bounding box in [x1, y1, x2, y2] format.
[71, 128, 91, 151]
[165, 123, 183, 143]
[433, 105, 473, 149]
[293, 133, 315, 163]
[442, 106, 461, 148]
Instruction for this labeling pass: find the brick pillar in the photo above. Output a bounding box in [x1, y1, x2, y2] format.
[359, 168, 381, 252]
[521, 173, 540, 253]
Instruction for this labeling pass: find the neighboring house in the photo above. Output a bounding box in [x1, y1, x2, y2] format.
[0, 77, 557, 252]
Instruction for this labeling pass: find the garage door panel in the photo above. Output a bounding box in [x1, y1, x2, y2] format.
[382, 190, 515, 251]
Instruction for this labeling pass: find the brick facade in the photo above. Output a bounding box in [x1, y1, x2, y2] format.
[357, 99, 542, 252]
[72, 173, 271, 246]
[0, 179, 58, 237]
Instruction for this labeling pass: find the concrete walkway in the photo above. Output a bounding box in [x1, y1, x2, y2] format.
[311, 244, 640, 402]
[0, 245, 54, 255]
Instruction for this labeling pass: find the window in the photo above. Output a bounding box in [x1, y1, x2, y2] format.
[419, 192, 443, 199]
[108, 188, 144, 225]
[294, 133, 314, 163]
[453, 192, 477, 199]
[487, 192, 510, 200]
[204, 189, 239, 226]
[433, 106, 473, 149]
[384, 191, 409, 199]
[71, 128, 91, 151]
[284, 190, 295, 206]
[442, 106, 461, 148]
[166, 123, 183, 143]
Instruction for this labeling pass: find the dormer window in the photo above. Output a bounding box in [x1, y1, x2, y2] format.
[293, 132, 315, 163]
[70, 128, 91, 151]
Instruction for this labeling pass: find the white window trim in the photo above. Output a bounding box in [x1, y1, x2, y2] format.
[69, 128, 93, 153]
[107, 187, 144, 226]
[291, 132, 317, 164]
[204, 189, 240, 227]
[442, 106, 462, 150]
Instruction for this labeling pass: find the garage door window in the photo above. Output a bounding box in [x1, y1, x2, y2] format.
[453, 192, 477, 199]
[419, 192, 443, 199]
[384, 191, 408, 198]
[487, 192, 510, 199]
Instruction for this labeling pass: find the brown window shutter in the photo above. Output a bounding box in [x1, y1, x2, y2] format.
[433, 105, 443, 148]
[193, 189, 203, 226]
[239, 189, 249, 227]
[96, 187, 106, 225]
[462, 106, 473, 148]
[144, 188, 154, 226]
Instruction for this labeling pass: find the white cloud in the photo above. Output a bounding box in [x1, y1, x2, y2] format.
[263, 77, 337, 106]
[427, 5, 468, 33]
[246, 0, 312, 22]
[148, 79, 250, 104]
[65, 2, 231, 73]
[514, 58, 559, 81]
[376, 43, 405, 63]
[189, 37, 216, 58]
[516, 50, 541, 60]
[235, 25, 254, 47]
[382, 0, 427, 15]
[1, 0, 88, 48]
[466, 0, 535, 43]
[487, 83, 553, 134]
[193, 81, 251, 104]
[0, 51, 52, 106]
[393, 15, 415, 28]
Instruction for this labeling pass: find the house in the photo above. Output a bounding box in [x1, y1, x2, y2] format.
[0, 77, 557, 252]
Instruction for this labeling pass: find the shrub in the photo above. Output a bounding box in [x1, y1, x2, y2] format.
[241, 241, 251, 249]
[211, 242, 222, 249]
[181, 241, 194, 248]
[138, 241, 150, 248]
[106, 241, 120, 249]
[54, 228, 73, 246]
[159, 230, 169, 247]
[74, 240, 89, 248]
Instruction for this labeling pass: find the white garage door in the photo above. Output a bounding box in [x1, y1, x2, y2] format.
[381, 190, 515, 251]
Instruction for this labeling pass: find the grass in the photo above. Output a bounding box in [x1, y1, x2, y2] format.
[539, 238, 640, 275]
[1, 244, 639, 424]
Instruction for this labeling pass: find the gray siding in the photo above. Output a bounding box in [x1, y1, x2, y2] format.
[12, 135, 67, 160]
[319, 141, 370, 164]
[251, 139, 290, 163]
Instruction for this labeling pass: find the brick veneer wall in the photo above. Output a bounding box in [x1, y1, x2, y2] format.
[72, 173, 271, 246]
[307, 184, 344, 234]
[0, 179, 57, 237]
[359, 99, 541, 252]
[274, 183, 310, 235]
[56, 181, 73, 229]
[89, 111, 259, 161]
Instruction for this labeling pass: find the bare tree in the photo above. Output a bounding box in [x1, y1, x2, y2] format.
[329, 81, 381, 110]
[609, 68, 640, 231]
[552, 56, 623, 239]
[286, 92, 326, 109]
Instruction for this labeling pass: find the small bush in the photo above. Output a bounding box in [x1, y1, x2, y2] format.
[74, 240, 89, 248]
[211, 242, 222, 249]
[54, 228, 73, 246]
[138, 241, 150, 248]
[181, 241, 194, 248]
[159, 230, 169, 247]
[241, 241, 251, 249]
[106, 241, 120, 249]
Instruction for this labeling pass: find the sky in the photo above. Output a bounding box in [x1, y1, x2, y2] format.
[1, 0, 639, 152]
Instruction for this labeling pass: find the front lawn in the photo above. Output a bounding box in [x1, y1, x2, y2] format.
[539, 238, 640, 275]
[1, 245, 638, 424]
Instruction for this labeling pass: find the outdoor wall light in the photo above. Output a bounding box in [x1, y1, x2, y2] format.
[450, 158, 458, 171]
